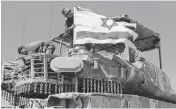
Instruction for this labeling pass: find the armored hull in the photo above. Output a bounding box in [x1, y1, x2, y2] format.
[1, 53, 176, 108]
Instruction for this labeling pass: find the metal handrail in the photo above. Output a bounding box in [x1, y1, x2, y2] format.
[33, 63, 44, 65]
[33, 67, 44, 70]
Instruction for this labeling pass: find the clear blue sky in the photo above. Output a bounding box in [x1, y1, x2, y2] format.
[2, 1, 176, 90]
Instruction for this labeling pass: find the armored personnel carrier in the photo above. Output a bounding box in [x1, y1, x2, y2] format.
[1, 7, 176, 108]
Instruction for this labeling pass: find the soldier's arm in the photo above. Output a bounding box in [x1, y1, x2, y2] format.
[42, 41, 54, 50]
[65, 24, 75, 33]
[43, 41, 53, 46]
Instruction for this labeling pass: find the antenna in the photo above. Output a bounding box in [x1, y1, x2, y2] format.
[49, 4, 53, 38]
[21, 19, 26, 45]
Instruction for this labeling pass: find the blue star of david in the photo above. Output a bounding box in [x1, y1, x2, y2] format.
[101, 17, 118, 30]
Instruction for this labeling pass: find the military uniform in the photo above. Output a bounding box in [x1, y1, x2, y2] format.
[18, 41, 55, 55]
[62, 8, 74, 48]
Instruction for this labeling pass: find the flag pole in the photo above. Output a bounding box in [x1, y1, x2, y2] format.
[157, 43, 162, 69]
[59, 38, 63, 56]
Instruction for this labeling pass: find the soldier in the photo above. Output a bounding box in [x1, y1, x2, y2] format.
[61, 8, 74, 34]
[17, 41, 55, 74]
[18, 41, 55, 55]
[61, 8, 75, 48]
[61, 8, 97, 56]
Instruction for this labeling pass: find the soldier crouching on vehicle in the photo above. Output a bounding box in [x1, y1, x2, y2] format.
[18, 41, 55, 55]
[17, 41, 55, 73]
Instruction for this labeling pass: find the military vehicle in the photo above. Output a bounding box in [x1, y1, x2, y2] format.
[1, 7, 176, 108]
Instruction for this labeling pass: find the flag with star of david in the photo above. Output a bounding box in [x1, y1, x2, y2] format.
[73, 7, 138, 45]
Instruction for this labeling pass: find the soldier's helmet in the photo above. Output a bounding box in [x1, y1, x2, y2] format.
[18, 46, 25, 54]
[61, 8, 71, 17]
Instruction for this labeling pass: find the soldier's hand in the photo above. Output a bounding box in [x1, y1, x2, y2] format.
[66, 24, 76, 32]
[71, 24, 76, 28]
[65, 28, 70, 33]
